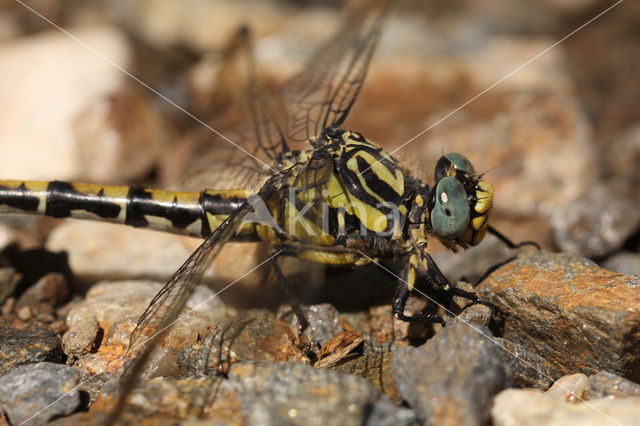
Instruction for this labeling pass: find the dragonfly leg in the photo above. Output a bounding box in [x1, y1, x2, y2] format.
[392, 252, 445, 325]
[421, 252, 498, 313]
[270, 249, 310, 330]
[488, 225, 540, 250]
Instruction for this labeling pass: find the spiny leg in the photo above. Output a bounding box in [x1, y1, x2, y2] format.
[488, 225, 540, 250]
[421, 252, 498, 314]
[269, 249, 309, 330]
[392, 251, 445, 325]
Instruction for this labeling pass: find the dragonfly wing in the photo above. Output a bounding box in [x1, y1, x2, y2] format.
[111, 191, 269, 420]
[282, 0, 396, 144]
[173, 27, 286, 191]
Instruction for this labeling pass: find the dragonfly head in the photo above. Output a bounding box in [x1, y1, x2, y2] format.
[428, 153, 493, 249]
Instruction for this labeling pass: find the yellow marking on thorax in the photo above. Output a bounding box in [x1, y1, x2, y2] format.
[297, 249, 371, 266]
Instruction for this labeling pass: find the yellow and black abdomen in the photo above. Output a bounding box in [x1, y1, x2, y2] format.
[0, 180, 253, 239]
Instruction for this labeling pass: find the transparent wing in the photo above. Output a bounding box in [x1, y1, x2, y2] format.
[282, 0, 396, 144]
[172, 27, 286, 191]
[111, 196, 260, 420]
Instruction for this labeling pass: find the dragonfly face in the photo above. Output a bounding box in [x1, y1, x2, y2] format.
[429, 153, 494, 249]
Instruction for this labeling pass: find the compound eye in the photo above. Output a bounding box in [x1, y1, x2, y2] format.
[431, 176, 470, 239]
[435, 152, 476, 181]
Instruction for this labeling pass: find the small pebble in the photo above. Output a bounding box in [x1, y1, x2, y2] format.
[545, 373, 589, 402]
[62, 317, 100, 357]
[17, 306, 32, 321]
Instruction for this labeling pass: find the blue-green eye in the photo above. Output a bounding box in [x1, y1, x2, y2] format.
[431, 176, 470, 239]
[445, 153, 475, 174]
[435, 152, 476, 181]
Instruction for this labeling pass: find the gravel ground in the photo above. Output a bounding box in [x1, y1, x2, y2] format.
[1, 1, 639, 425]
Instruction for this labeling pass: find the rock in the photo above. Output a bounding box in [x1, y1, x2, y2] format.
[73, 87, 167, 183]
[494, 338, 560, 389]
[391, 322, 511, 424]
[588, 371, 640, 399]
[551, 180, 640, 258]
[229, 361, 416, 426]
[0, 225, 18, 252]
[178, 317, 309, 376]
[604, 125, 640, 187]
[0, 362, 81, 425]
[0, 323, 63, 375]
[62, 317, 100, 358]
[492, 389, 640, 426]
[280, 303, 343, 348]
[328, 352, 402, 404]
[0, 268, 21, 306]
[602, 252, 640, 275]
[0, 26, 130, 181]
[478, 251, 640, 382]
[45, 221, 267, 290]
[16, 273, 69, 310]
[66, 280, 229, 387]
[545, 373, 589, 402]
[94, 376, 243, 425]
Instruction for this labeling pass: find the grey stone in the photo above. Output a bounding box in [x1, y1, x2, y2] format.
[229, 361, 416, 426]
[602, 252, 640, 275]
[588, 371, 640, 399]
[550, 179, 640, 258]
[0, 362, 81, 425]
[392, 323, 511, 424]
[280, 303, 344, 348]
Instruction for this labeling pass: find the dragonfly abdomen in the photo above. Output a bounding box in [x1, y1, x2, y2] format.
[0, 180, 251, 238]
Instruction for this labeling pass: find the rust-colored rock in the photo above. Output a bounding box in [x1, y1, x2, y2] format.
[178, 317, 310, 376]
[478, 250, 640, 381]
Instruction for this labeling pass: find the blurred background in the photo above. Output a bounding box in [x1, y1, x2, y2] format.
[0, 0, 638, 294]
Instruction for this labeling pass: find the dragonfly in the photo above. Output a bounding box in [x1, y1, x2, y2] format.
[0, 0, 529, 419]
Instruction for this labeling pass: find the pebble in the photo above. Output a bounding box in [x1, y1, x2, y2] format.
[328, 352, 402, 404]
[0, 362, 81, 426]
[0, 323, 63, 375]
[280, 303, 344, 348]
[65, 280, 229, 383]
[545, 373, 589, 402]
[229, 361, 416, 426]
[391, 322, 511, 424]
[45, 221, 267, 290]
[178, 317, 309, 376]
[62, 317, 100, 358]
[601, 252, 640, 275]
[0, 268, 20, 306]
[0, 26, 130, 181]
[550, 179, 640, 258]
[588, 371, 640, 399]
[85, 376, 243, 424]
[478, 251, 640, 382]
[73, 87, 167, 183]
[492, 389, 640, 426]
[16, 272, 69, 310]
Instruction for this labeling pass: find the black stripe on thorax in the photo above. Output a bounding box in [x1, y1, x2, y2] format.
[46, 181, 121, 219]
[125, 186, 201, 230]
